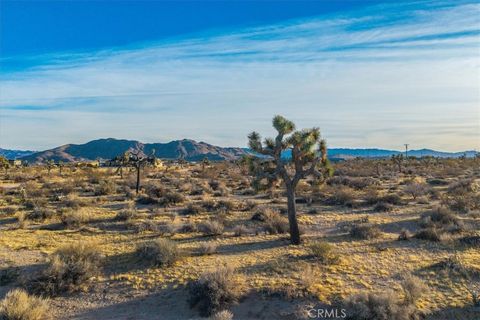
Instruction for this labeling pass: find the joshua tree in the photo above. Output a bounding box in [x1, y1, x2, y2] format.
[45, 159, 55, 175]
[115, 151, 130, 179]
[391, 154, 403, 173]
[248, 115, 332, 245]
[0, 156, 9, 175]
[58, 161, 65, 175]
[201, 156, 210, 172]
[129, 150, 148, 194]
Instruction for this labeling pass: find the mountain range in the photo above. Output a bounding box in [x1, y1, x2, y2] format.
[1, 138, 477, 163]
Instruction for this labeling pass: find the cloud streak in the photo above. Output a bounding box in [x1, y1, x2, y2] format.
[0, 0, 479, 151]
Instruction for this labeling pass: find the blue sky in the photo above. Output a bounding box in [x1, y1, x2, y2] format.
[1, 0, 479, 151]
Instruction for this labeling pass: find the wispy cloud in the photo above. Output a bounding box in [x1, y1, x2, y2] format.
[0, 0, 479, 151]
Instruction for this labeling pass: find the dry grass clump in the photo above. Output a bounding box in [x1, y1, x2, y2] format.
[398, 229, 411, 241]
[350, 224, 382, 240]
[94, 179, 117, 196]
[446, 178, 480, 213]
[136, 238, 183, 266]
[307, 241, 340, 264]
[114, 208, 138, 221]
[188, 266, 241, 316]
[198, 242, 218, 256]
[420, 207, 462, 231]
[414, 228, 443, 242]
[181, 203, 202, 215]
[373, 202, 393, 212]
[233, 225, 250, 237]
[328, 176, 378, 190]
[32, 242, 103, 295]
[27, 207, 56, 221]
[199, 221, 225, 236]
[342, 276, 425, 320]
[60, 209, 90, 228]
[325, 186, 356, 207]
[210, 310, 233, 320]
[0, 288, 50, 320]
[251, 209, 288, 234]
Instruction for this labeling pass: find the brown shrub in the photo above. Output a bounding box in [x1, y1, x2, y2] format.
[32, 242, 103, 295]
[136, 238, 183, 267]
[350, 224, 382, 240]
[188, 266, 241, 316]
[307, 241, 339, 264]
[0, 289, 50, 320]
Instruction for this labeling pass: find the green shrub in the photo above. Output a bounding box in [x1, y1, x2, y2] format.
[307, 241, 339, 264]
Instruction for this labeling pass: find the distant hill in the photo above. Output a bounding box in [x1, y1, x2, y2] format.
[8, 139, 478, 163]
[0, 148, 35, 160]
[327, 148, 478, 159]
[273, 148, 478, 159]
[20, 138, 250, 163]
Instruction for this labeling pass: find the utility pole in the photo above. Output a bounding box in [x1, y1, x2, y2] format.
[404, 144, 409, 159]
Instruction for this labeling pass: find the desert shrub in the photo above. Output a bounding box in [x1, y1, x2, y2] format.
[129, 220, 159, 233]
[240, 200, 257, 212]
[60, 195, 88, 209]
[201, 199, 218, 212]
[198, 242, 218, 256]
[398, 229, 411, 241]
[307, 241, 339, 264]
[136, 238, 182, 267]
[188, 266, 240, 316]
[414, 228, 443, 242]
[115, 208, 138, 221]
[33, 242, 103, 295]
[27, 207, 55, 221]
[16, 212, 26, 229]
[199, 221, 224, 236]
[210, 310, 233, 320]
[446, 179, 480, 212]
[160, 191, 185, 206]
[216, 200, 236, 212]
[378, 193, 403, 205]
[342, 290, 420, 320]
[0, 289, 50, 320]
[350, 224, 381, 240]
[420, 207, 463, 232]
[427, 178, 449, 186]
[327, 176, 378, 190]
[261, 210, 288, 234]
[60, 209, 90, 228]
[458, 235, 480, 247]
[178, 222, 198, 233]
[325, 187, 356, 207]
[401, 274, 427, 305]
[373, 202, 393, 212]
[233, 225, 249, 237]
[94, 179, 117, 196]
[404, 182, 430, 200]
[181, 203, 202, 215]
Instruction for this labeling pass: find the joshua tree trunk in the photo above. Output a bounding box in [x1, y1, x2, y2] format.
[286, 186, 300, 245]
[135, 165, 141, 194]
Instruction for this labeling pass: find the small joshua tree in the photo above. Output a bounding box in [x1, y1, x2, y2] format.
[129, 150, 148, 194]
[391, 154, 403, 173]
[248, 115, 332, 244]
[45, 159, 55, 176]
[0, 156, 9, 175]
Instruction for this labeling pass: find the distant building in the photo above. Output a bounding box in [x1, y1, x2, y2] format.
[8, 159, 23, 167]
